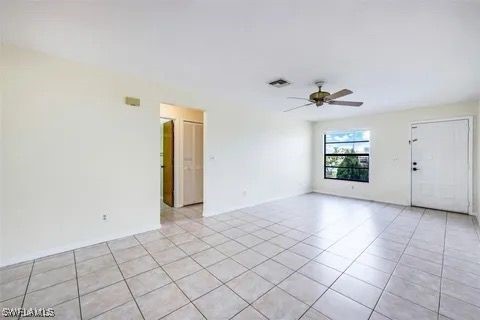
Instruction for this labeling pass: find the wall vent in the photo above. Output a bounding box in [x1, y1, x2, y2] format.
[268, 78, 291, 88]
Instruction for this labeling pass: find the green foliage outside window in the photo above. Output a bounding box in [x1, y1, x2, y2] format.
[324, 131, 369, 182]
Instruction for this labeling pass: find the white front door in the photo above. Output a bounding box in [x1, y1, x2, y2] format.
[411, 119, 470, 213]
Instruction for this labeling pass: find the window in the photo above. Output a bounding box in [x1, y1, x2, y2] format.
[324, 130, 370, 182]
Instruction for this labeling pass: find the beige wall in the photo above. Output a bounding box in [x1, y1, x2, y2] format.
[0, 46, 312, 266]
[160, 104, 203, 123]
[160, 104, 204, 207]
[313, 101, 478, 215]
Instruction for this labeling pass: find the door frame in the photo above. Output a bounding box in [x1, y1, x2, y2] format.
[409, 116, 473, 214]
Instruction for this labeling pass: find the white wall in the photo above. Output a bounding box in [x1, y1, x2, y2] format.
[0, 46, 162, 266]
[204, 108, 312, 216]
[313, 102, 478, 215]
[160, 104, 204, 208]
[0, 46, 312, 266]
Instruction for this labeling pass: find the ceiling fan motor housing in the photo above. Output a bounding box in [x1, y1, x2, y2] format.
[309, 91, 330, 106]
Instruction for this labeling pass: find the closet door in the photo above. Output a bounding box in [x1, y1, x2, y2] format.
[183, 122, 203, 206]
[194, 123, 204, 204]
[183, 122, 195, 205]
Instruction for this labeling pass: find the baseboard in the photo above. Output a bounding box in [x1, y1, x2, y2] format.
[203, 190, 312, 217]
[0, 224, 161, 268]
[311, 189, 408, 207]
[313, 190, 479, 217]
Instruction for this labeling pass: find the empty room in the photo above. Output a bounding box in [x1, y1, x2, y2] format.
[0, 1, 479, 320]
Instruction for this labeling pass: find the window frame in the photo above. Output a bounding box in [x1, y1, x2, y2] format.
[323, 131, 370, 183]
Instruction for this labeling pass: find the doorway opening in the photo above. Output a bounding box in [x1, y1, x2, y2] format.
[160, 103, 204, 220]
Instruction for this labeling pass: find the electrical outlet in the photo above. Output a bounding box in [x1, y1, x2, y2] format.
[102, 214, 108, 221]
[351, 185, 355, 190]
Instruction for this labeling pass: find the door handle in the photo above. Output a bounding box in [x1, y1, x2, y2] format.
[412, 167, 420, 171]
[412, 162, 417, 165]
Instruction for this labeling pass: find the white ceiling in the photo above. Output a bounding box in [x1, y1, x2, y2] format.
[1, 0, 480, 120]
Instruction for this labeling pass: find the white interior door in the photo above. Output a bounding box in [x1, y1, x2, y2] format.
[183, 122, 203, 206]
[194, 123, 204, 204]
[411, 119, 469, 213]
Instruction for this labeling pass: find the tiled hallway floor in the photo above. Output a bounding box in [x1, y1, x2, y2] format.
[1, 194, 480, 319]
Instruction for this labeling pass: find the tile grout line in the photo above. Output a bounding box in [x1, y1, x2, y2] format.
[72, 251, 83, 320]
[18, 260, 35, 320]
[475, 219, 480, 242]
[120, 202, 387, 319]
[367, 208, 426, 320]
[105, 242, 146, 320]
[73, 211, 259, 319]
[11, 257, 119, 300]
[243, 204, 396, 304]
[437, 212, 448, 320]
[227, 240, 327, 319]
[395, 248, 475, 280]
[160, 215, 287, 319]
[295, 206, 409, 320]
[241, 204, 404, 320]
[144, 207, 316, 319]
[84, 204, 365, 309]
[224, 234, 333, 318]
[5, 201, 477, 320]
[267, 207, 476, 319]
[71, 279, 127, 318]
[133, 231, 211, 320]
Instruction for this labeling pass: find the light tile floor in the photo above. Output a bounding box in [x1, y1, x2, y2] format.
[1, 194, 480, 320]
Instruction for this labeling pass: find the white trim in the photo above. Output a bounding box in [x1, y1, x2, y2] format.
[183, 120, 203, 124]
[203, 111, 208, 214]
[174, 118, 182, 207]
[312, 190, 408, 207]
[0, 224, 161, 268]
[409, 116, 473, 215]
[203, 190, 311, 217]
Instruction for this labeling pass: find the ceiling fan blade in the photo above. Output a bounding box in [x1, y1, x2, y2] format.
[287, 97, 315, 102]
[327, 100, 363, 107]
[324, 89, 353, 101]
[283, 102, 314, 112]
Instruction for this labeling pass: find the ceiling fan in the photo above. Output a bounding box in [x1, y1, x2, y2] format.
[284, 81, 363, 112]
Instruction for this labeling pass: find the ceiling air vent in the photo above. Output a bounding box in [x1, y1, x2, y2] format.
[268, 78, 291, 88]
